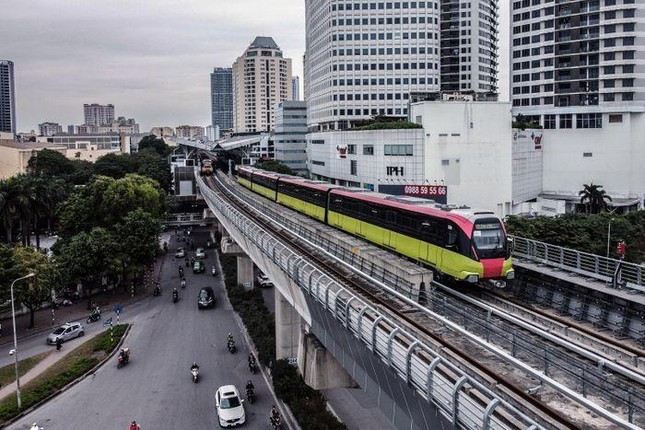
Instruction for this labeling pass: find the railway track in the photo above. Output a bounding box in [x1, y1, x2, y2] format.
[205, 173, 627, 429]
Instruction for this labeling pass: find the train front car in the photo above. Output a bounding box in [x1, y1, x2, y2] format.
[236, 165, 254, 189]
[455, 211, 514, 283]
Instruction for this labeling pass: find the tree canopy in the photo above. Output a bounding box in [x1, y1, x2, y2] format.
[579, 182, 612, 214]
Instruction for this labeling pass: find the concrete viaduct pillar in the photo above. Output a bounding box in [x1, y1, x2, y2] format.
[275, 289, 353, 390]
[220, 236, 254, 288]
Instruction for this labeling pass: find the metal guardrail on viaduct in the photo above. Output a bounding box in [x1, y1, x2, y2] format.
[197, 175, 543, 430]
[511, 236, 645, 294]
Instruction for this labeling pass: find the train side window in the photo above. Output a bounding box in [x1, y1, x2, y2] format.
[446, 224, 457, 247]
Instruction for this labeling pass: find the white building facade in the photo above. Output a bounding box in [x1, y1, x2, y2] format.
[38, 122, 63, 136]
[83, 103, 115, 127]
[510, 0, 644, 210]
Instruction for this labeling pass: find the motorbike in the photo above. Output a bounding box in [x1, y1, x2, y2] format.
[211, 267, 217, 277]
[153, 285, 162, 296]
[227, 339, 236, 354]
[172, 291, 179, 303]
[178, 267, 184, 277]
[86, 307, 101, 323]
[246, 386, 255, 403]
[248, 359, 257, 374]
[270, 413, 282, 429]
[117, 348, 130, 368]
[191, 367, 199, 383]
[185, 258, 189, 267]
[180, 278, 186, 289]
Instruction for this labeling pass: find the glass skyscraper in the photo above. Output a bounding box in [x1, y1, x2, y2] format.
[210, 67, 233, 134]
[0, 60, 17, 137]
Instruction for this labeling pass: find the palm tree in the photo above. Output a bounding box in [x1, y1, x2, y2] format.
[579, 183, 612, 214]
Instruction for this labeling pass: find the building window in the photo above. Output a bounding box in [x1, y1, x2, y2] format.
[350, 160, 357, 176]
[559, 114, 573, 129]
[347, 144, 356, 155]
[384, 145, 413, 156]
[608, 114, 623, 123]
[363, 145, 374, 155]
[583, 152, 593, 158]
[576, 113, 602, 129]
[543, 115, 556, 129]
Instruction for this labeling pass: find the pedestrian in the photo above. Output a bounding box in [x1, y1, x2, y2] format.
[56, 337, 62, 351]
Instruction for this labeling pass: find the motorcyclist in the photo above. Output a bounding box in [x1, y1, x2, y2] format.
[129, 421, 140, 430]
[118, 348, 129, 364]
[180, 278, 186, 288]
[190, 257, 195, 266]
[191, 361, 200, 371]
[185, 257, 189, 267]
[227, 333, 234, 344]
[172, 288, 179, 301]
[248, 353, 256, 370]
[270, 405, 281, 426]
[246, 379, 254, 392]
[211, 265, 217, 276]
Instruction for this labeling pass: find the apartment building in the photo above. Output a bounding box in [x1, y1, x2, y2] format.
[232, 37, 292, 133]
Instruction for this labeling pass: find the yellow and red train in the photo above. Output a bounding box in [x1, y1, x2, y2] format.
[237, 166, 514, 283]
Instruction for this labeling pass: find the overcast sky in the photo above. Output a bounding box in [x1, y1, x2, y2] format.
[3, 0, 508, 133]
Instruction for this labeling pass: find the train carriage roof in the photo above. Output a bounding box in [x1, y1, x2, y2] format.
[277, 176, 343, 192]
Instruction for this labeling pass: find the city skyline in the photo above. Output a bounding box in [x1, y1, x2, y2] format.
[3, 0, 509, 134]
[2, 0, 306, 133]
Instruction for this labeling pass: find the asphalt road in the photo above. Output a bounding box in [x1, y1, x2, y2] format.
[8, 229, 277, 430]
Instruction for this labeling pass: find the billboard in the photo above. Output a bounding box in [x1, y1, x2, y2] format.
[378, 184, 448, 204]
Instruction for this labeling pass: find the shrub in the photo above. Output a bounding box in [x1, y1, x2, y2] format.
[273, 359, 347, 430]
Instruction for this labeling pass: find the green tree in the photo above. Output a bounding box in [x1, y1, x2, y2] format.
[138, 135, 171, 156]
[55, 227, 118, 307]
[27, 149, 75, 177]
[13, 246, 60, 328]
[93, 153, 135, 179]
[0, 244, 20, 300]
[579, 182, 612, 214]
[256, 160, 295, 175]
[114, 209, 162, 282]
[101, 174, 166, 225]
[132, 150, 172, 193]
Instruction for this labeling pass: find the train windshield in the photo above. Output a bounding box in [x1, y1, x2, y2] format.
[472, 219, 507, 259]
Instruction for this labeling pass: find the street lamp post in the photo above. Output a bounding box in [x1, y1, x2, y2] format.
[606, 217, 615, 261]
[10, 272, 35, 409]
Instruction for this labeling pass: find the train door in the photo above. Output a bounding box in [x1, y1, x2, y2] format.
[419, 218, 438, 267]
[382, 210, 395, 248]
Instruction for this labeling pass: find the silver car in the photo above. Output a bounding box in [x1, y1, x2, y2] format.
[47, 322, 84, 345]
[215, 385, 246, 427]
[195, 247, 206, 259]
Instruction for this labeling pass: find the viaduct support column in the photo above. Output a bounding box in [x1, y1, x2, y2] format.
[236, 256, 254, 290]
[298, 329, 354, 390]
[275, 289, 301, 361]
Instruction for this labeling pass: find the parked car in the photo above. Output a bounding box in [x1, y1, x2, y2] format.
[193, 260, 205, 274]
[195, 247, 206, 259]
[197, 287, 215, 309]
[175, 247, 186, 258]
[256, 272, 274, 288]
[47, 322, 84, 345]
[215, 385, 246, 427]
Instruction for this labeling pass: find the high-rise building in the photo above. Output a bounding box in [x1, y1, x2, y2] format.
[0, 60, 17, 137]
[291, 76, 300, 101]
[175, 125, 204, 139]
[232, 37, 292, 133]
[38, 122, 63, 136]
[210, 67, 233, 133]
[83, 103, 115, 126]
[510, 0, 644, 210]
[304, 1, 499, 132]
[274, 101, 307, 173]
[440, 0, 499, 94]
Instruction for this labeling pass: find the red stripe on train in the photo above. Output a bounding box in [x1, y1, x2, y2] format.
[482, 258, 505, 278]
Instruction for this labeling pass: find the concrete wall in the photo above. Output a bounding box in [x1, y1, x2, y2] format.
[303, 293, 453, 430]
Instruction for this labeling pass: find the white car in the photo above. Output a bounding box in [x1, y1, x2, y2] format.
[215, 385, 245, 427]
[47, 322, 84, 345]
[195, 247, 206, 259]
[256, 272, 273, 288]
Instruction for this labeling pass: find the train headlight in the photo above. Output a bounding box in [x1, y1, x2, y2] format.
[506, 270, 515, 280]
[466, 274, 479, 283]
